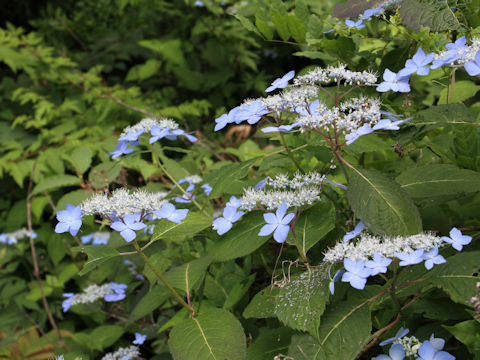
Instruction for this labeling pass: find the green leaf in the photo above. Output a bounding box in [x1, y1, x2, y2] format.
[32, 174, 81, 195]
[130, 285, 169, 321]
[89, 325, 123, 351]
[223, 273, 255, 310]
[169, 308, 246, 360]
[143, 253, 172, 286]
[345, 134, 395, 155]
[286, 201, 335, 253]
[234, 14, 263, 38]
[243, 286, 280, 319]
[275, 269, 330, 337]
[164, 256, 213, 293]
[396, 165, 480, 198]
[444, 320, 480, 352]
[72, 245, 120, 276]
[438, 81, 480, 104]
[287, 15, 306, 43]
[347, 167, 422, 236]
[139, 39, 186, 66]
[270, 8, 290, 41]
[317, 299, 372, 359]
[152, 212, 212, 241]
[247, 327, 294, 360]
[211, 212, 267, 262]
[288, 334, 322, 359]
[69, 146, 92, 174]
[399, 0, 464, 32]
[255, 17, 274, 40]
[203, 158, 257, 198]
[430, 251, 480, 304]
[89, 162, 122, 189]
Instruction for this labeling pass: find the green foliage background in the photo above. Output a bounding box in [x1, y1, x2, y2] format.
[0, 0, 479, 359]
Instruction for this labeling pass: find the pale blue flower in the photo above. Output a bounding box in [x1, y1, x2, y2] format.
[341, 259, 372, 289]
[62, 293, 74, 312]
[431, 36, 467, 69]
[464, 50, 480, 76]
[429, 334, 445, 351]
[296, 99, 321, 116]
[133, 332, 147, 345]
[214, 107, 240, 131]
[212, 206, 244, 235]
[81, 234, 93, 244]
[345, 19, 365, 29]
[202, 183, 212, 196]
[417, 340, 455, 360]
[265, 70, 295, 92]
[236, 101, 269, 125]
[372, 118, 410, 131]
[153, 203, 188, 224]
[149, 126, 171, 144]
[361, 5, 383, 19]
[375, 344, 405, 360]
[423, 247, 446, 270]
[194, 0, 205, 6]
[119, 129, 144, 142]
[345, 124, 374, 145]
[258, 202, 294, 243]
[366, 253, 392, 275]
[396, 249, 425, 266]
[329, 269, 345, 295]
[398, 48, 435, 77]
[441, 227, 472, 251]
[104, 282, 127, 302]
[226, 196, 242, 208]
[55, 204, 83, 236]
[343, 221, 364, 242]
[377, 69, 410, 93]
[379, 327, 409, 346]
[262, 123, 300, 133]
[109, 141, 135, 159]
[254, 177, 269, 190]
[110, 214, 146, 242]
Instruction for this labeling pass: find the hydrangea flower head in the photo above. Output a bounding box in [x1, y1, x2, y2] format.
[258, 202, 294, 243]
[55, 204, 83, 236]
[236, 101, 269, 125]
[341, 258, 372, 289]
[379, 327, 409, 346]
[422, 246, 446, 270]
[376, 69, 410, 93]
[398, 48, 434, 77]
[417, 340, 455, 360]
[153, 203, 189, 224]
[441, 227, 472, 251]
[464, 50, 480, 76]
[374, 344, 405, 360]
[265, 70, 295, 93]
[133, 333, 146, 345]
[343, 221, 364, 242]
[110, 214, 146, 242]
[212, 206, 244, 235]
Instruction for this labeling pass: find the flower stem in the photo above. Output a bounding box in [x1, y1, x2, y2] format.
[279, 132, 304, 173]
[290, 227, 309, 264]
[133, 240, 196, 316]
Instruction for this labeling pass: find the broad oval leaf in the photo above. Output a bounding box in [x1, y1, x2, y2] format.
[164, 255, 213, 294]
[72, 245, 120, 276]
[396, 164, 480, 198]
[247, 327, 294, 360]
[169, 308, 247, 360]
[243, 286, 280, 319]
[152, 212, 212, 242]
[399, 0, 464, 32]
[32, 174, 81, 195]
[347, 167, 422, 236]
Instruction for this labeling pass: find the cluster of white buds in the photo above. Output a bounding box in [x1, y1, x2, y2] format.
[266, 171, 327, 189]
[0, 228, 37, 244]
[66, 284, 113, 306]
[394, 336, 422, 357]
[101, 345, 140, 360]
[293, 64, 378, 86]
[120, 117, 179, 138]
[297, 96, 383, 136]
[323, 232, 446, 263]
[81, 189, 169, 217]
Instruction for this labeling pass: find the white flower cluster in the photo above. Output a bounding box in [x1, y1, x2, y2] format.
[323, 232, 446, 262]
[293, 64, 377, 86]
[265, 171, 326, 189]
[297, 96, 382, 134]
[183, 175, 202, 184]
[68, 284, 113, 306]
[435, 37, 480, 65]
[81, 189, 169, 217]
[101, 345, 140, 360]
[120, 117, 179, 137]
[0, 228, 36, 244]
[394, 336, 422, 357]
